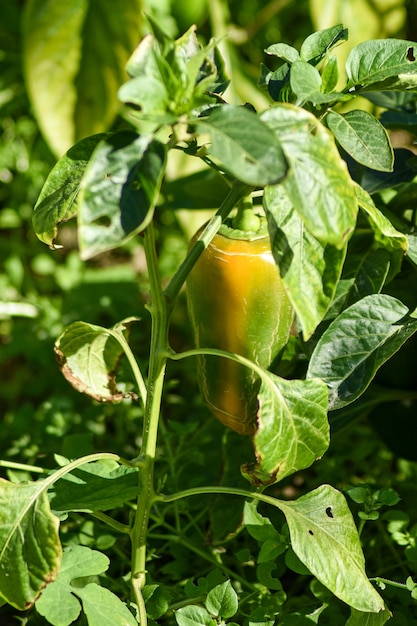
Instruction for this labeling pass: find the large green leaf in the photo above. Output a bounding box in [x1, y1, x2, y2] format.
[78, 132, 166, 259]
[261, 104, 358, 246]
[264, 184, 346, 339]
[22, 0, 142, 156]
[198, 105, 288, 187]
[49, 459, 138, 513]
[278, 485, 385, 612]
[346, 39, 417, 92]
[307, 294, 417, 410]
[33, 134, 105, 248]
[243, 374, 329, 486]
[326, 110, 393, 172]
[0, 480, 62, 610]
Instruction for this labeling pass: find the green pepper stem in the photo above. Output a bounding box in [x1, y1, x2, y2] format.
[164, 181, 253, 305]
[232, 196, 261, 232]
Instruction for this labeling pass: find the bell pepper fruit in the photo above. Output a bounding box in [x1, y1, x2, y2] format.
[186, 212, 294, 435]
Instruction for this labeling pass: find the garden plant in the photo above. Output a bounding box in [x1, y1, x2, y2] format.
[3, 2, 417, 625]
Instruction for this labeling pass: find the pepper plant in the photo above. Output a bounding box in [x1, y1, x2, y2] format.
[3, 19, 417, 625]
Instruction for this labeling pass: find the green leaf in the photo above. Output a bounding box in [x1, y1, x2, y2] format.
[54, 319, 136, 402]
[142, 584, 172, 620]
[278, 485, 385, 612]
[321, 55, 339, 93]
[36, 546, 136, 626]
[78, 131, 166, 259]
[0, 480, 62, 610]
[265, 43, 300, 63]
[355, 184, 408, 276]
[406, 231, 417, 266]
[265, 184, 346, 339]
[35, 546, 108, 626]
[256, 562, 286, 591]
[33, 134, 106, 248]
[76, 583, 137, 626]
[346, 39, 417, 93]
[326, 110, 393, 172]
[346, 606, 392, 625]
[175, 605, 215, 626]
[300, 24, 348, 65]
[205, 581, 238, 619]
[22, 0, 142, 156]
[339, 247, 391, 311]
[120, 26, 228, 120]
[118, 75, 169, 114]
[290, 61, 322, 104]
[198, 105, 288, 187]
[307, 294, 417, 410]
[243, 375, 329, 486]
[49, 459, 138, 513]
[261, 104, 358, 247]
[243, 501, 281, 543]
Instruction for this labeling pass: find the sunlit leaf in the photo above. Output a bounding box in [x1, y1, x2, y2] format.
[0, 480, 61, 610]
[33, 134, 105, 248]
[307, 294, 417, 409]
[175, 605, 215, 626]
[261, 104, 358, 247]
[278, 485, 385, 612]
[243, 374, 329, 486]
[300, 24, 348, 64]
[198, 105, 288, 187]
[326, 110, 393, 171]
[265, 184, 346, 339]
[346, 39, 417, 92]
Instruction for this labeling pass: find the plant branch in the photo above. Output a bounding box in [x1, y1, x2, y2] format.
[164, 181, 253, 304]
[129, 222, 171, 625]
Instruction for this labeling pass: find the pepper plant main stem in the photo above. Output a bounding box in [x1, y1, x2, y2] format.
[130, 222, 169, 625]
[128, 182, 254, 624]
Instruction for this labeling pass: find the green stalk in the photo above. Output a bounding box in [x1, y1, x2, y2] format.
[130, 222, 170, 625]
[128, 184, 253, 622]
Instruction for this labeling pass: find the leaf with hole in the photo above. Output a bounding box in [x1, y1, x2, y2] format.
[346, 39, 417, 92]
[278, 485, 385, 612]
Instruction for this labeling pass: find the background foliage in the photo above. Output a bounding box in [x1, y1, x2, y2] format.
[2, 0, 417, 624]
